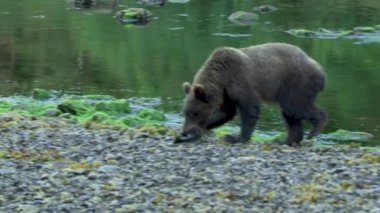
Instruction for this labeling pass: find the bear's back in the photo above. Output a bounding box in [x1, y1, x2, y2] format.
[239, 43, 325, 102]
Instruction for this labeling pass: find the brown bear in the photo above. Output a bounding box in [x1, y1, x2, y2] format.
[180, 43, 327, 146]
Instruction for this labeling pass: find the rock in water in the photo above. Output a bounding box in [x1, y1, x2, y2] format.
[114, 8, 153, 25]
[253, 5, 278, 13]
[228, 11, 259, 26]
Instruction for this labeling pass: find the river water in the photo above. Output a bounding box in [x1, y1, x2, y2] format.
[0, 0, 379, 144]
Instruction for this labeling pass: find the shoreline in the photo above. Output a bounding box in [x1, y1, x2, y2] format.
[0, 114, 379, 212]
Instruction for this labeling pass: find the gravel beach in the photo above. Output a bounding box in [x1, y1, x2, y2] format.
[0, 114, 379, 212]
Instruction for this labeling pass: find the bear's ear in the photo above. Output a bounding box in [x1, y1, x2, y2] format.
[183, 82, 192, 94]
[193, 84, 209, 103]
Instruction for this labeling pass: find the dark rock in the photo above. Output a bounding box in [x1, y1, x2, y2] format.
[114, 8, 153, 25]
[138, 0, 166, 6]
[253, 5, 278, 13]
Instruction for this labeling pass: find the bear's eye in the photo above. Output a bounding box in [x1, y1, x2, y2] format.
[192, 112, 199, 117]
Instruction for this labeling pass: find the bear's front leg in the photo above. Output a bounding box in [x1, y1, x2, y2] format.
[206, 101, 237, 130]
[225, 105, 260, 143]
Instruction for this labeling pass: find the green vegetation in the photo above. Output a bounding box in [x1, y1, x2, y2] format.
[32, 88, 52, 100]
[323, 129, 374, 142]
[0, 149, 61, 162]
[0, 90, 167, 129]
[68, 160, 102, 171]
[137, 108, 166, 121]
[0, 101, 12, 113]
[95, 99, 131, 113]
[0, 89, 378, 148]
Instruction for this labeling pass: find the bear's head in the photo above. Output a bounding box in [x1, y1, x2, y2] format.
[180, 82, 216, 141]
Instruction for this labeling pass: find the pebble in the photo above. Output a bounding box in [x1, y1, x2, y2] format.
[0, 115, 379, 212]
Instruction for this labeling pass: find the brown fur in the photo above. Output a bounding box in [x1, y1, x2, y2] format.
[181, 43, 327, 145]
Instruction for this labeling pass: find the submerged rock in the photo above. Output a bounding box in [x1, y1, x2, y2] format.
[43, 109, 62, 117]
[57, 100, 91, 116]
[138, 0, 166, 6]
[353, 26, 376, 33]
[286, 29, 317, 37]
[90, 111, 110, 122]
[66, 0, 96, 9]
[253, 5, 278, 13]
[32, 88, 52, 100]
[339, 30, 355, 36]
[286, 25, 380, 44]
[114, 8, 153, 25]
[66, 0, 117, 10]
[168, 0, 190, 3]
[228, 11, 259, 26]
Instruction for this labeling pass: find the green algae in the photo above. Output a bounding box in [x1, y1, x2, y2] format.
[323, 129, 373, 142]
[0, 101, 12, 112]
[137, 108, 166, 121]
[119, 109, 166, 127]
[0, 149, 61, 162]
[134, 124, 177, 137]
[351, 153, 380, 164]
[32, 88, 52, 100]
[90, 111, 111, 122]
[292, 183, 327, 204]
[12, 102, 56, 117]
[0, 90, 170, 131]
[95, 99, 131, 114]
[68, 160, 102, 171]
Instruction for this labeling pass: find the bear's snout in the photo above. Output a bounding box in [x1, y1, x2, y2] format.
[179, 124, 202, 142]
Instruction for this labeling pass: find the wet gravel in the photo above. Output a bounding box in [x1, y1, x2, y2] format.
[0, 114, 379, 212]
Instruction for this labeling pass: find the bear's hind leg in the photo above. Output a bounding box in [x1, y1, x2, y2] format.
[307, 107, 327, 139]
[278, 112, 303, 146]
